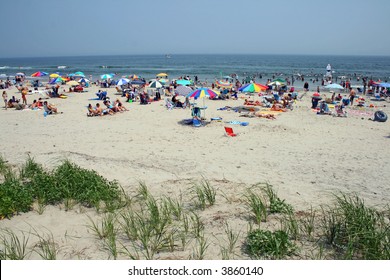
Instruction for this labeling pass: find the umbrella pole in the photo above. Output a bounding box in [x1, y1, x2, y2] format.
[203, 98, 206, 120]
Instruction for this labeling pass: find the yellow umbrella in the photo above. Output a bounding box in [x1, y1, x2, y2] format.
[156, 73, 168, 77]
[66, 80, 79, 86]
[49, 73, 60, 78]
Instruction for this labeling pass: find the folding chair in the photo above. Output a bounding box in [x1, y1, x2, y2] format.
[224, 126, 237, 137]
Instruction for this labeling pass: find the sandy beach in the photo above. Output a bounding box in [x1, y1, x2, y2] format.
[1, 84, 389, 259]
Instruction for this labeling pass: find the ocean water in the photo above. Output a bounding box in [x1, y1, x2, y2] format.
[0, 54, 389, 88]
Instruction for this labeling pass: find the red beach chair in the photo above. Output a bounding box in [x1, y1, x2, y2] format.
[224, 126, 237, 137]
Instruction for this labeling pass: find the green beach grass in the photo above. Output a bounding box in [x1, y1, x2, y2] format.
[0, 156, 389, 260]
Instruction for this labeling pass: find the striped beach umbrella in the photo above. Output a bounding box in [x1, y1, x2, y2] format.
[149, 80, 163, 89]
[238, 83, 268, 93]
[216, 80, 233, 88]
[31, 71, 48, 77]
[187, 87, 220, 99]
[116, 78, 130, 86]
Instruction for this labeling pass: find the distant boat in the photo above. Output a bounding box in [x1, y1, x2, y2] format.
[165, 54, 171, 59]
[100, 66, 108, 68]
[58, 66, 67, 69]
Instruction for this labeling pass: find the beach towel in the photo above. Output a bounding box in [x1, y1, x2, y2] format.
[227, 120, 249, 126]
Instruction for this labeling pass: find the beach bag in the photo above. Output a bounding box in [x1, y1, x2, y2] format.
[374, 111, 387, 122]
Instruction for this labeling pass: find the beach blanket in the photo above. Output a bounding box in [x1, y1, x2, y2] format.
[227, 121, 249, 126]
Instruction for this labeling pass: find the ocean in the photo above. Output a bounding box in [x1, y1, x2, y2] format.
[1, 54, 389, 88]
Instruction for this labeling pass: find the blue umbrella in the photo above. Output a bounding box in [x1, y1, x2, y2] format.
[131, 79, 146, 85]
[379, 83, 390, 88]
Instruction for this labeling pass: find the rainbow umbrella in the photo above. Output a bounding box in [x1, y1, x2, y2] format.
[31, 71, 48, 77]
[238, 83, 268, 93]
[49, 77, 65, 84]
[187, 87, 220, 119]
[216, 80, 233, 88]
[187, 87, 220, 99]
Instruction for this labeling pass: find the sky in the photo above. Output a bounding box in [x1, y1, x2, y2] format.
[1, 0, 390, 58]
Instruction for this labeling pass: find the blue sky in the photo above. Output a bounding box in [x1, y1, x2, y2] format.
[1, 0, 390, 57]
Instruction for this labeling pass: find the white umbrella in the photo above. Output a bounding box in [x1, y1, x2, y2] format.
[175, 85, 192, 96]
[325, 83, 344, 90]
[149, 80, 163, 89]
[116, 78, 130, 86]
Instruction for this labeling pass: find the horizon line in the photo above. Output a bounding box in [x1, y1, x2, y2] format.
[1, 53, 390, 60]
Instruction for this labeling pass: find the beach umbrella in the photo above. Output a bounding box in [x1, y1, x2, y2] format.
[238, 83, 268, 93]
[116, 78, 130, 86]
[325, 83, 344, 90]
[149, 80, 163, 89]
[49, 73, 60, 78]
[175, 85, 192, 96]
[187, 87, 220, 119]
[312, 92, 322, 100]
[158, 79, 167, 84]
[187, 87, 220, 99]
[49, 77, 64, 84]
[216, 80, 233, 88]
[0, 74, 7, 78]
[156, 72, 168, 77]
[101, 74, 113, 80]
[378, 82, 390, 88]
[15, 72, 25, 76]
[176, 79, 192, 86]
[127, 74, 139, 80]
[78, 78, 90, 83]
[131, 79, 146, 85]
[66, 80, 79, 86]
[31, 71, 48, 77]
[74, 71, 85, 76]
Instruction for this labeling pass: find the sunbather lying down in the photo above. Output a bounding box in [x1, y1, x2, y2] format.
[255, 111, 276, 119]
[244, 99, 263, 106]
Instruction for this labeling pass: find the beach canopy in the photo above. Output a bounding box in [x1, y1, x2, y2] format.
[187, 87, 220, 99]
[31, 71, 48, 77]
[238, 83, 268, 93]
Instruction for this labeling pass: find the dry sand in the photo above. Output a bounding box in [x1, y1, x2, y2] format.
[1, 84, 389, 259]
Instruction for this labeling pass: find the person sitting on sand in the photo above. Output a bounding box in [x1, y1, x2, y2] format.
[318, 101, 331, 115]
[271, 101, 287, 112]
[103, 100, 118, 113]
[43, 101, 59, 114]
[115, 99, 128, 112]
[30, 99, 41, 110]
[172, 94, 183, 107]
[87, 104, 97, 116]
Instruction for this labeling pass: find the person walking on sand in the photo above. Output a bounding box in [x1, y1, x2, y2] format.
[21, 87, 28, 105]
[349, 88, 356, 106]
[2, 90, 7, 109]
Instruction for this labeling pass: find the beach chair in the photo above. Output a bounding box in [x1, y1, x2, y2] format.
[165, 98, 175, 110]
[193, 118, 202, 127]
[224, 126, 237, 137]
